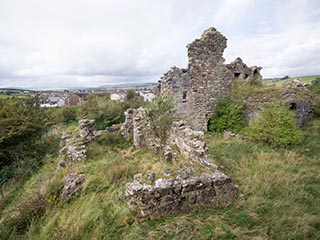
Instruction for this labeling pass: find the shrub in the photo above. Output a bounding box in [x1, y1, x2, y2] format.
[58, 106, 78, 124]
[246, 106, 302, 147]
[147, 93, 175, 150]
[82, 94, 125, 130]
[208, 96, 246, 133]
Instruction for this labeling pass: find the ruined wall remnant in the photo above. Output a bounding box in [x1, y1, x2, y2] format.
[280, 79, 314, 127]
[159, 28, 260, 131]
[59, 119, 109, 163]
[167, 121, 217, 168]
[121, 108, 159, 152]
[226, 57, 262, 83]
[125, 120, 237, 221]
[159, 66, 189, 118]
[241, 79, 314, 126]
[61, 173, 85, 201]
[126, 170, 237, 222]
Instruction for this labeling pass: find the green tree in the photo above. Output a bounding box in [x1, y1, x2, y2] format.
[147, 93, 175, 150]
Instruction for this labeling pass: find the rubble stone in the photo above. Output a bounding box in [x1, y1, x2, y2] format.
[61, 173, 85, 200]
[126, 171, 237, 222]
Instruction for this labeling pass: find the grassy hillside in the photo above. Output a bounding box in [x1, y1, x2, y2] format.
[0, 117, 319, 239]
[1, 80, 320, 240]
[264, 75, 320, 87]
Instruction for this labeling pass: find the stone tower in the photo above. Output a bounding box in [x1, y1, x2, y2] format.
[159, 27, 234, 131]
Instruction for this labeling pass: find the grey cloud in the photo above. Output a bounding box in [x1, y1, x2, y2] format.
[0, 0, 319, 89]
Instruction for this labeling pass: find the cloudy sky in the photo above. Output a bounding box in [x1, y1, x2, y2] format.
[0, 0, 319, 89]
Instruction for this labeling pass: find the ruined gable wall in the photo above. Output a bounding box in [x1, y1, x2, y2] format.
[226, 57, 262, 83]
[160, 66, 190, 118]
[186, 28, 234, 130]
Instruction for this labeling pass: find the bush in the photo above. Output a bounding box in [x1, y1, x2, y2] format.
[208, 96, 246, 133]
[82, 94, 125, 130]
[58, 106, 78, 124]
[147, 93, 175, 150]
[246, 106, 301, 147]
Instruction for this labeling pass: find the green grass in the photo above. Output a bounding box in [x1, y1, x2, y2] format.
[0, 93, 30, 99]
[263, 75, 320, 87]
[1, 120, 320, 239]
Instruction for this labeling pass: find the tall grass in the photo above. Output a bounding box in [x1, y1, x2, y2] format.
[1, 121, 319, 239]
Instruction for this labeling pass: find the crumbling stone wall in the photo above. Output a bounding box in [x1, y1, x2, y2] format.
[280, 79, 314, 127]
[126, 171, 237, 222]
[159, 28, 243, 131]
[59, 119, 108, 163]
[159, 66, 189, 118]
[124, 120, 237, 221]
[226, 57, 262, 83]
[167, 121, 217, 168]
[120, 108, 159, 152]
[242, 79, 314, 126]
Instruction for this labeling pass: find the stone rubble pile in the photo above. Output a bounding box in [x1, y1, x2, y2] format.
[59, 119, 110, 200]
[61, 173, 85, 200]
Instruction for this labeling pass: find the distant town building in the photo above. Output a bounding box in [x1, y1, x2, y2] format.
[110, 93, 126, 100]
[65, 93, 86, 106]
[139, 91, 156, 102]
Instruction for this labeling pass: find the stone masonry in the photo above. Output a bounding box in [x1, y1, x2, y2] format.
[159, 27, 262, 131]
[121, 108, 160, 152]
[226, 57, 262, 83]
[126, 171, 237, 222]
[124, 119, 238, 221]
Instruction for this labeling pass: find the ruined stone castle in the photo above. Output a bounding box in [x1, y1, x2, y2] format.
[159, 27, 262, 131]
[122, 27, 313, 221]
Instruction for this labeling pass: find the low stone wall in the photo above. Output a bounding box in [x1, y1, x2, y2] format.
[167, 120, 217, 167]
[124, 118, 237, 221]
[126, 171, 238, 222]
[59, 119, 108, 162]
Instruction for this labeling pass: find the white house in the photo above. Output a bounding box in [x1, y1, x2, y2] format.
[139, 91, 156, 102]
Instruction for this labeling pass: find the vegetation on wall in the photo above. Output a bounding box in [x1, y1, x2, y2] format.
[147, 93, 175, 150]
[208, 96, 246, 133]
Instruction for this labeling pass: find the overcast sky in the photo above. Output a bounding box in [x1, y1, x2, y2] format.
[0, 0, 319, 89]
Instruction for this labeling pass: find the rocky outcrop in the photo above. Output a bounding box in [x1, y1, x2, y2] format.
[61, 173, 85, 201]
[126, 171, 237, 222]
